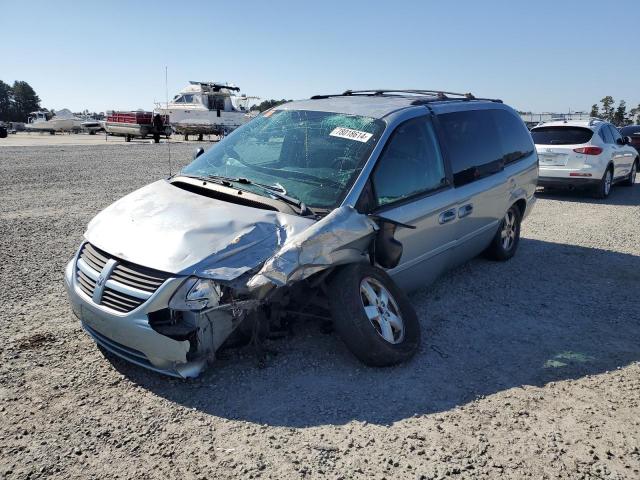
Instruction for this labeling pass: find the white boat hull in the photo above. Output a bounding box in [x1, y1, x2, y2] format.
[25, 118, 83, 132]
[160, 108, 250, 135]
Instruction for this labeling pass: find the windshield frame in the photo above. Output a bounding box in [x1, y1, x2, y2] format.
[180, 109, 387, 211]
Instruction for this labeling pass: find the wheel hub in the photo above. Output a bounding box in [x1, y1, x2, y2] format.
[500, 210, 516, 250]
[360, 277, 405, 344]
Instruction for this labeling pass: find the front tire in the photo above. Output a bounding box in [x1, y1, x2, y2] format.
[594, 167, 612, 198]
[485, 204, 521, 261]
[327, 263, 420, 367]
[621, 160, 637, 187]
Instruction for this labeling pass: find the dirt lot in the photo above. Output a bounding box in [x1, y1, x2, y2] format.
[1, 143, 639, 479]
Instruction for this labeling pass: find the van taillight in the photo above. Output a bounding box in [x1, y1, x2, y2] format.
[573, 146, 603, 155]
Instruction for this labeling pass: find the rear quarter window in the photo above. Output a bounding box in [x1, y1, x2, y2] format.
[530, 127, 594, 145]
[491, 109, 535, 165]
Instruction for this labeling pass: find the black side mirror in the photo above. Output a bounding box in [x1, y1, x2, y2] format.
[369, 215, 416, 269]
[193, 147, 205, 160]
[616, 137, 626, 146]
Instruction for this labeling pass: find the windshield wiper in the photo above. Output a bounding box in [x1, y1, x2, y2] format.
[246, 181, 315, 216]
[178, 173, 314, 216]
[177, 173, 237, 188]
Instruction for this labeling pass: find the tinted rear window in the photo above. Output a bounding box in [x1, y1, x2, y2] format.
[438, 110, 503, 186]
[620, 126, 640, 136]
[530, 127, 593, 145]
[438, 109, 534, 187]
[491, 109, 535, 164]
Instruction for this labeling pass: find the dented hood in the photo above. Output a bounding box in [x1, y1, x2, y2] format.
[85, 179, 315, 277]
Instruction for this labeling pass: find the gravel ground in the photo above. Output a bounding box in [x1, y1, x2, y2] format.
[1, 143, 639, 479]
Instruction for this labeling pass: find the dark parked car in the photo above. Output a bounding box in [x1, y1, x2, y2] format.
[619, 125, 640, 152]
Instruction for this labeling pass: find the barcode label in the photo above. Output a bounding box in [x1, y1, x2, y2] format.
[330, 127, 373, 143]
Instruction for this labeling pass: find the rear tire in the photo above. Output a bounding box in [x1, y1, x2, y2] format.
[327, 263, 420, 367]
[621, 160, 637, 187]
[484, 204, 521, 261]
[594, 167, 612, 198]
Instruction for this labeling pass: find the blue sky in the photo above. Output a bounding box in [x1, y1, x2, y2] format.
[1, 0, 639, 113]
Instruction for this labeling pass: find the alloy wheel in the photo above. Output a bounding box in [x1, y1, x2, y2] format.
[500, 210, 517, 251]
[360, 277, 405, 344]
[604, 170, 612, 195]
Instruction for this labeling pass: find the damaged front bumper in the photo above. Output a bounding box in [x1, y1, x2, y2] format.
[64, 256, 247, 378]
[64, 205, 379, 378]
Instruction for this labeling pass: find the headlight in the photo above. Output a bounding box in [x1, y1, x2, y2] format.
[169, 277, 221, 311]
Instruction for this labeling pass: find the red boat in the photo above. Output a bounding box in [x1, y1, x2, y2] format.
[104, 111, 171, 142]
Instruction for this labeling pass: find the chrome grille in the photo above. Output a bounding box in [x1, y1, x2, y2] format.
[80, 242, 108, 273]
[110, 263, 168, 293]
[76, 269, 97, 298]
[101, 287, 146, 313]
[76, 243, 171, 313]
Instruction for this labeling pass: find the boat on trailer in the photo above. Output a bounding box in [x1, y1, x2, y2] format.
[104, 111, 171, 142]
[25, 109, 84, 133]
[158, 81, 258, 140]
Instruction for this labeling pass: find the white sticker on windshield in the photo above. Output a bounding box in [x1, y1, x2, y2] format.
[330, 127, 373, 143]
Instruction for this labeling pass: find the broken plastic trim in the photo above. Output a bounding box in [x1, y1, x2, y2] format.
[246, 206, 378, 296]
[369, 215, 416, 269]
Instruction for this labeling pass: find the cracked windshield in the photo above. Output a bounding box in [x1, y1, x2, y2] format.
[181, 110, 385, 209]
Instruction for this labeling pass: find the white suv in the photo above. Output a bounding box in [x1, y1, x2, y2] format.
[531, 119, 638, 198]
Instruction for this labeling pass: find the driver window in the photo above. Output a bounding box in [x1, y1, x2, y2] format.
[600, 126, 614, 144]
[608, 125, 622, 143]
[372, 117, 446, 207]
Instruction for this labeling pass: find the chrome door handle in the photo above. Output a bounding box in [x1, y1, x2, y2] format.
[439, 209, 456, 224]
[458, 204, 473, 218]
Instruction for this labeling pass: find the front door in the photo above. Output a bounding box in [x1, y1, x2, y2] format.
[365, 115, 458, 291]
[608, 125, 634, 179]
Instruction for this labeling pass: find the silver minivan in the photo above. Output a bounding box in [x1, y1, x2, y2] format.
[64, 90, 538, 377]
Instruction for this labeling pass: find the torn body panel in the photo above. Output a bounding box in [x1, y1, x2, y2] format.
[246, 205, 378, 295]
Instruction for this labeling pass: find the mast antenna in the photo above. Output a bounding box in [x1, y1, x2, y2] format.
[165, 66, 172, 176]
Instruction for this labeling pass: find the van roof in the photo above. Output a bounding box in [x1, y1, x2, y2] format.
[274, 90, 503, 119]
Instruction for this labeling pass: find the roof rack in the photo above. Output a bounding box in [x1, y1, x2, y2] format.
[310, 89, 502, 103]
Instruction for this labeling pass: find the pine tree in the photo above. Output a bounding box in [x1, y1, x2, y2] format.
[600, 96, 615, 123]
[613, 100, 627, 126]
[11, 81, 41, 122]
[630, 104, 640, 125]
[0, 80, 12, 122]
[589, 104, 599, 118]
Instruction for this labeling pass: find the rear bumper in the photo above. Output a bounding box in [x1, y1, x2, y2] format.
[537, 176, 600, 188]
